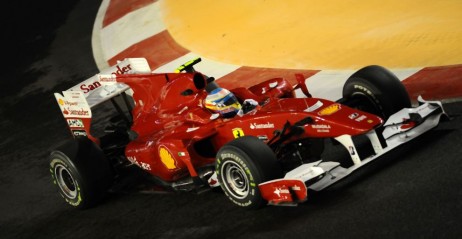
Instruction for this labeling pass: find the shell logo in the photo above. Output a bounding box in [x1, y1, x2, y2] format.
[318, 104, 341, 116]
[58, 98, 65, 106]
[159, 146, 177, 170]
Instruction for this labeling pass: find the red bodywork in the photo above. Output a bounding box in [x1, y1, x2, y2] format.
[114, 73, 382, 182]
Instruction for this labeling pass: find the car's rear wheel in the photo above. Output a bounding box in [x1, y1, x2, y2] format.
[50, 137, 114, 209]
[341, 65, 411, 121]
[216, 136, 282, 209]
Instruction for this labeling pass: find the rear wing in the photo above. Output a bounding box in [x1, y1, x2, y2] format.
[55, 58, 151, 108]
[54, 58, 151, 141]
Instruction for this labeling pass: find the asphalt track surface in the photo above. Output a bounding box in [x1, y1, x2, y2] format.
[1, 0, 462, 238]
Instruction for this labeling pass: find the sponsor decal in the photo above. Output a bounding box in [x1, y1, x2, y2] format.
[232, 128, 245, 138]
[315, 129, 330, 133]
[305, 100, 324, 112]
[274, 187, 290, 197]
[250, 122, 275, 129]
[257, 135, 269, 141]
[72, 130, 87, 137]
[63, 108, 90, 116]
[64, 101, 78, 106]
[159, 146, 177, 170]
[178, 152, 186, 157]
[58, 99, 79, 106]
[127, 156, 151, 171]
[67, 119, 84, 128]
[111, 64, 132, 75]
[78, 64, 132, 94]
[68, 92, 81, 98]
[311, 124, 331, 129]
[349, 113, 359, 119]
[348, 146, 356, 156]
[354, 85, 374, 96]
[55, 91, 91, 118]
[318, 103, 341, 116]
[311, 124, 331, 133]
[218, 153, 255, 182]
[127, 156, 136, 166]
[80, 81, 102, 94]
[355, 115, 367, 122]
[367, 119, 374, 124]
[98, 74, 116, 83]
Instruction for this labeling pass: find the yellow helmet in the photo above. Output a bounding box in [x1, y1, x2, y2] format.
[205, 88, 242, 118]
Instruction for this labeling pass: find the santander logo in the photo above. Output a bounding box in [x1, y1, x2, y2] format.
[63, 108, 90, 116]
[111, 64, 132, 75]
[80, 81, 102, 93]
[250, 122, 275, 129]
[79, 64, 132, 94]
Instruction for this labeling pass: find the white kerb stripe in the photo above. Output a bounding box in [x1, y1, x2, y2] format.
[100, 2, 166, 61]
[305, 70, 355, 101]
[92, 0, 111, 70]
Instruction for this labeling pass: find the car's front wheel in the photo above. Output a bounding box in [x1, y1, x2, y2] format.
[342, 65, 411, 121]
[216, 136, 282, 209]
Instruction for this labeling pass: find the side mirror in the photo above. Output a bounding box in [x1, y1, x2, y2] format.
[294, 74, 311, 97]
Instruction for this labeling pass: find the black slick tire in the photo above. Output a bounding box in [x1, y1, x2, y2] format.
[49, 137, 114, 209]
[216, 136, 282, 209]
[342, 65, 411, 121]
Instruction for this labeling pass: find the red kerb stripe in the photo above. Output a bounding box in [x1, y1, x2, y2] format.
[108, 30, 189, 68]
[403, 65, 462, 101]
[218, 67, 319, 89]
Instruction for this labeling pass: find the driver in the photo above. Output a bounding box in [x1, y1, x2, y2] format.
[204, 88, 258, 118]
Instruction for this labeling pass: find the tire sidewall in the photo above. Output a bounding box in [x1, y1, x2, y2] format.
[50, 152, 88, 208]
[343, 77, 390, 118]
[216, 147, 264, 208]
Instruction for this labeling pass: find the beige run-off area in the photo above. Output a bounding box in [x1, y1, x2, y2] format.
[160, 0, 462, 70]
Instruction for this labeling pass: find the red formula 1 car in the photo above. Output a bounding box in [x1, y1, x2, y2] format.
[50, 58, 446, 209]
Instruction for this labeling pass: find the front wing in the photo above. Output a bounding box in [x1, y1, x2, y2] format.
[259, 97, 447, 206]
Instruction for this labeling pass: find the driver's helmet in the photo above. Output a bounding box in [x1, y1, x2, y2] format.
[205, 88, 242, 118]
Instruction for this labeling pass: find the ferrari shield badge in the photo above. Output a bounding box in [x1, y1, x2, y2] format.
[232, 128, 245, 138]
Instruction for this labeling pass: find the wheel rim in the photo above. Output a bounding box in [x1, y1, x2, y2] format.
[54, 164, 78, 199]
[349, 93, 385, 119]
[221, 161, 250, 199]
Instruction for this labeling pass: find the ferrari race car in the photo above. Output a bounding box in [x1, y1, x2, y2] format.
[50, 58, 446, 209]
